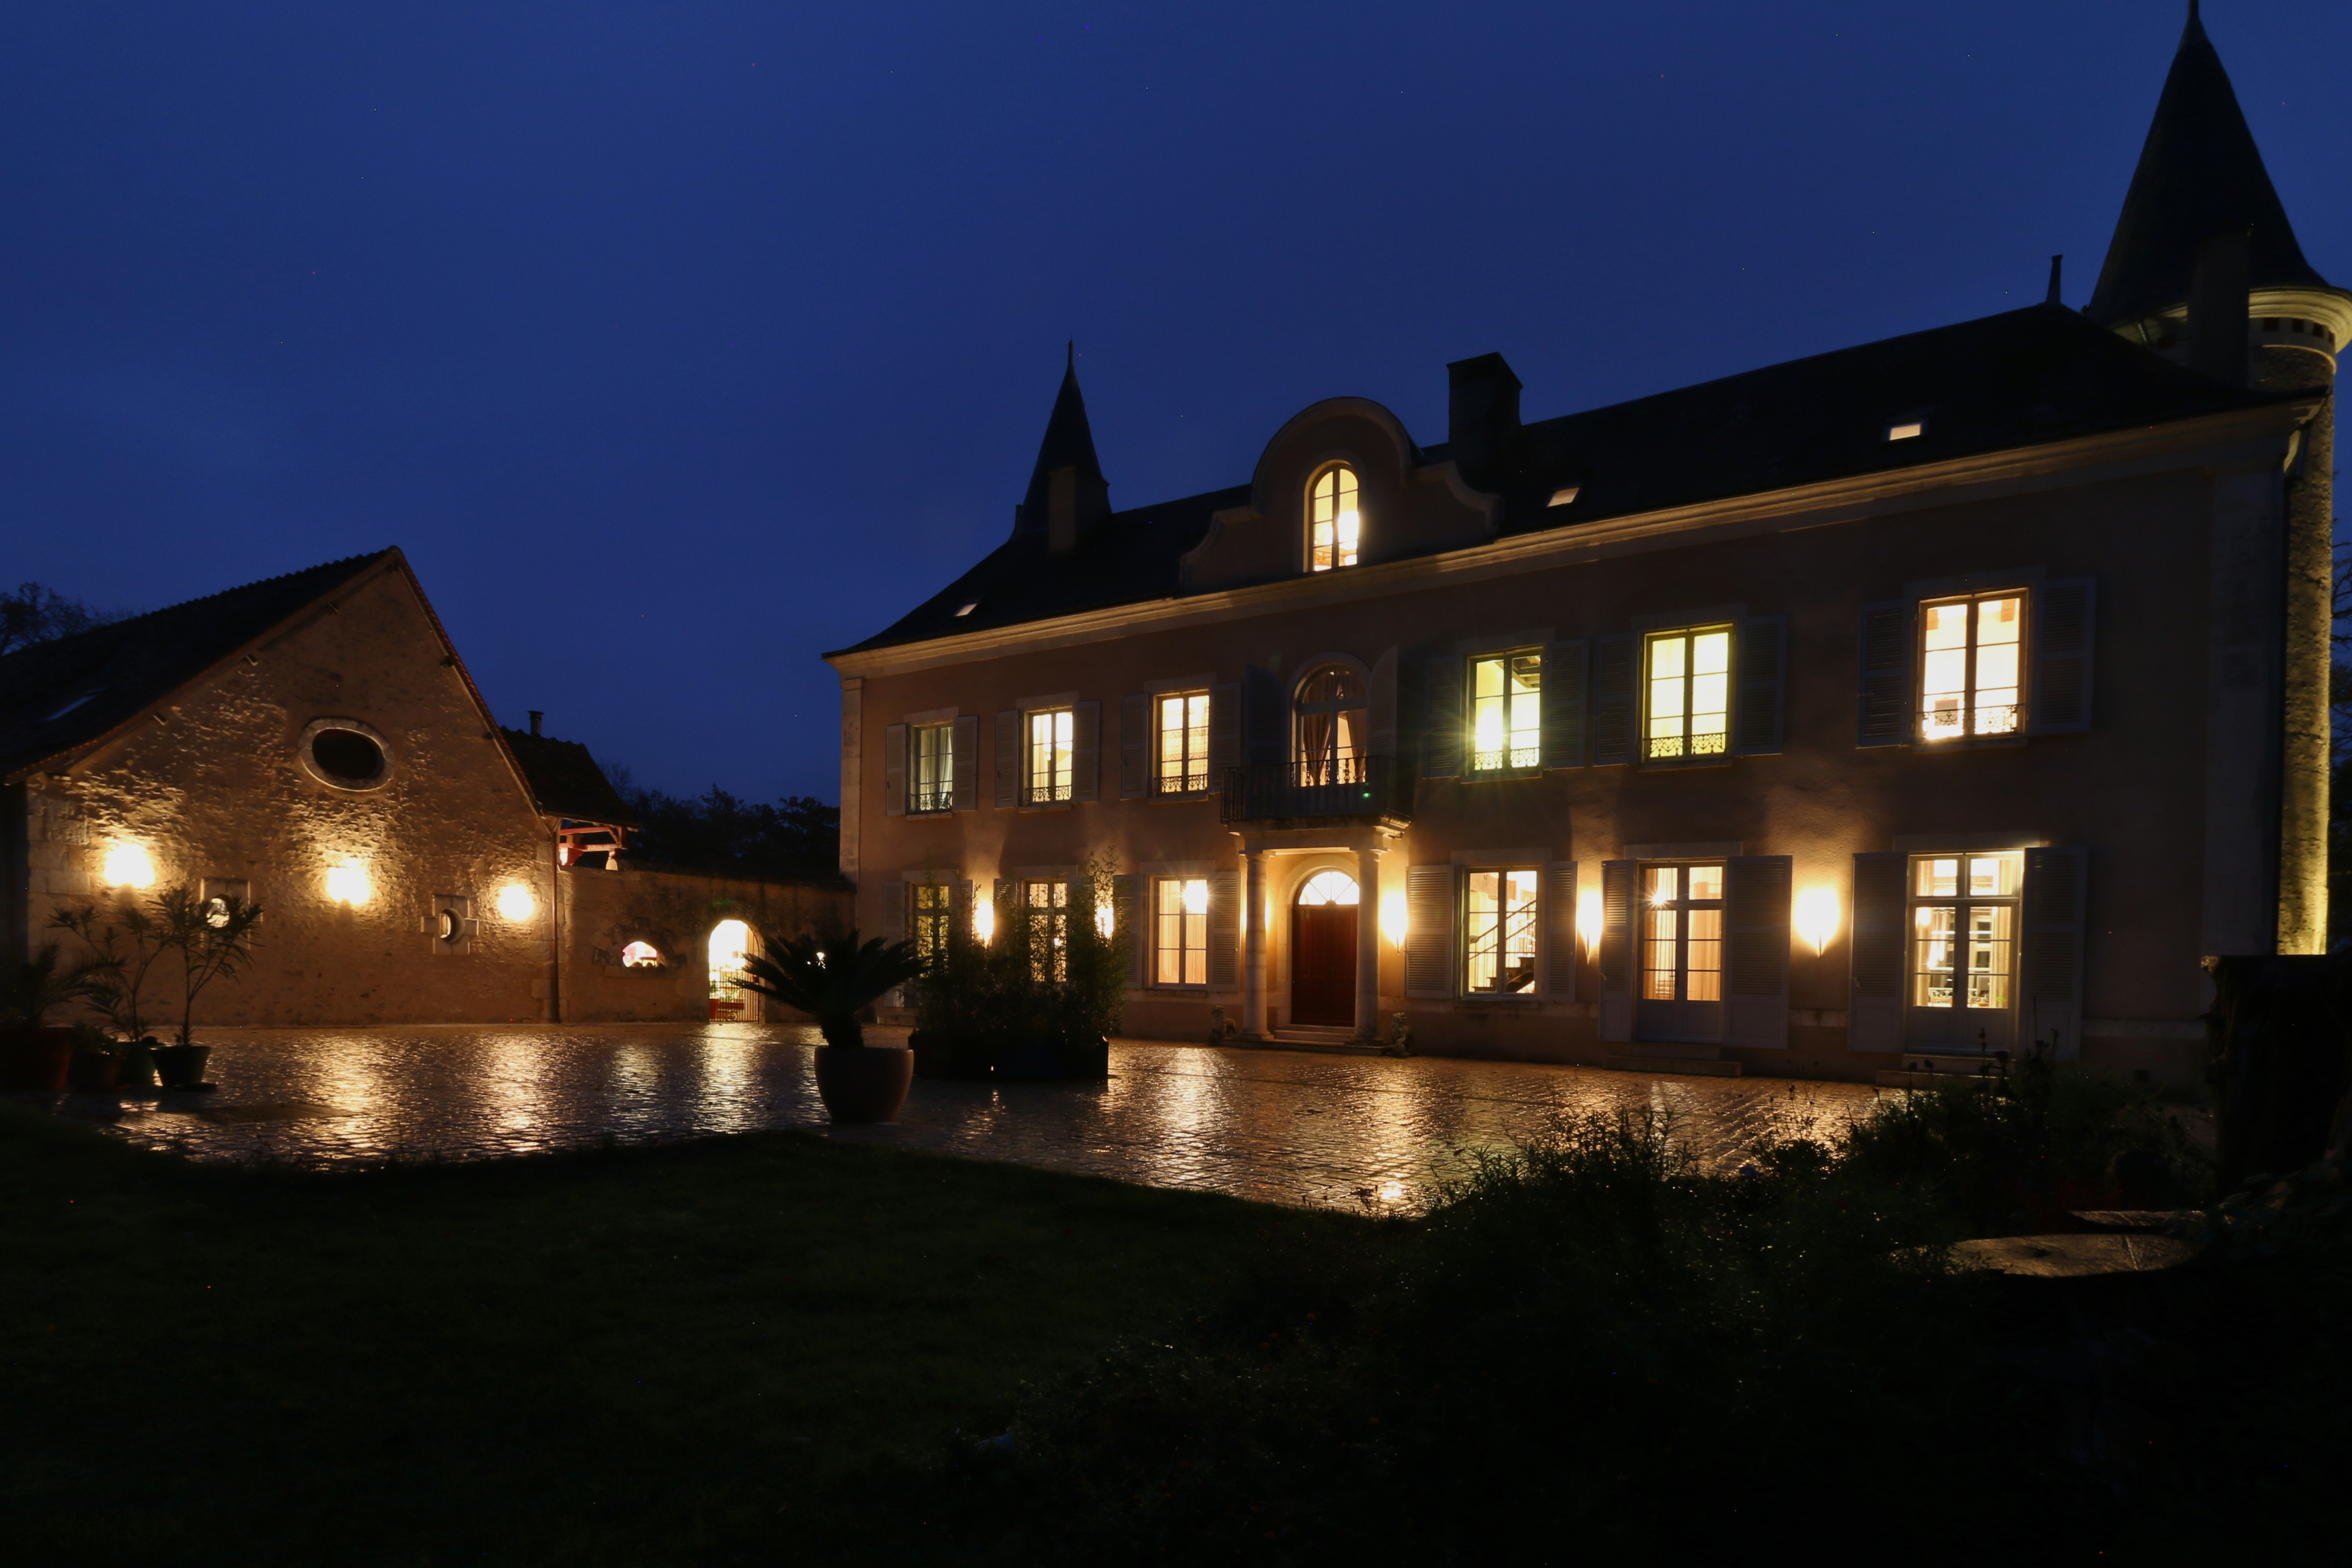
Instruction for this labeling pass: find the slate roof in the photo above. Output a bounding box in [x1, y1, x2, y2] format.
[0, 550, 395, 780]
[837, 304, 2285, 657]
[2086, 5, 2330, 325]
[501, 728, 639, 826]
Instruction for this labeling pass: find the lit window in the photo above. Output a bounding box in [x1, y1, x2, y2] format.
[620, 940, 662, 968]
[1296, 869, 1359, 906]
[1640, 863, 1723, 1002]
[1294, 665, 1368, 786]
[912, 882, 953, 965]
[1307, 466, 1361, 573]
[1919, 593, 2023, 742]
[1025, 709, 1074, 804]
[1463, 868, 1538, 995]
[1156, 692, 1210, 794]
[1644, 627, 1732, 761]
[1024, 880, 1069, 980]
[1888, 421, 1925, 441]
[1469, 652, 1542, 773]
[1909, 853, 2020, 1012]
[1154, 877, 1208, 986]
[911, 721, 954, 812]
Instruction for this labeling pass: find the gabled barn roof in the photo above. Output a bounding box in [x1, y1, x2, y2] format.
[501, 728, 639, 827]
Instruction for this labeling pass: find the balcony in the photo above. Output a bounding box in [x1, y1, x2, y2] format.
[1220, 754, 1412, 829]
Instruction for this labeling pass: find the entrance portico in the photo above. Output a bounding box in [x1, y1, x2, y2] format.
[1233, 824, 1395, 1044]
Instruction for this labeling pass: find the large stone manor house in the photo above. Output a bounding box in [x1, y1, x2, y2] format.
[826, 9, 2344, 1085]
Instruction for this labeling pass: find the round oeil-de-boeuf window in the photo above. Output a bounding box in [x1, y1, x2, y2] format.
[297, 717, 394, 792]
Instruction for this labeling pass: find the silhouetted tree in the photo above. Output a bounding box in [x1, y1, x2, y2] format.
[607, 766, 839, 881]
[0, 582, 123, 656]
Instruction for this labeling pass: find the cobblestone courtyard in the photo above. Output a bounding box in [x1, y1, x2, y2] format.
[42, 1025, 1887, 1211]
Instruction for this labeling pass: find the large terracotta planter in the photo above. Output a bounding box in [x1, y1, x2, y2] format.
[0, 1026, 75, 1091]
[68, 1048, 122, 1093]
[813, 1046, 913, 1123]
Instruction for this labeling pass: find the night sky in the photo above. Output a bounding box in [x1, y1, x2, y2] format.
[4, 2, 2345, 802]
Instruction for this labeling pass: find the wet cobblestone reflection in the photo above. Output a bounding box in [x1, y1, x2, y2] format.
[42, 1025, 1885, 1212]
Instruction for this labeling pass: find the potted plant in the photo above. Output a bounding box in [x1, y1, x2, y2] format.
[53, 897, 174, 1088]
[151, 886, 264, 1090]
[0, 943, 121, 1091]
[913, 856, 1126, 1082]
[733, 928, 925, 1123]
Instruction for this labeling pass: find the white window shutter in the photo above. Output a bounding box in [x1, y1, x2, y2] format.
[882, 724, 907, 817]
[1847, 852, 1907, 1050]
[1722, 855, 1791, 1048]
[1590, 635, 1636, 767]
[994, 711, 1021, 807]
[951, 714, 978, 812]
[1543, 860, 1578, 999]
[1071, 700, 1101, 802]
[1120, 694, 1150, 798]
[1404, 864, 1456, 998]
[1114, 874, 1145, 988]
[2021, 846, 2088, 1058]
[1734, 616, 1787, 757]
[1209, 682, 1240, 787]
[2029, 579, 2097, 735]
[1856, 602, 1912, 747]
[1420, 657, 1464, 779]
[1541, 640, 1589, 770]
[1598, 859, 1634, 1040]
[1207, 872, 1239, 989]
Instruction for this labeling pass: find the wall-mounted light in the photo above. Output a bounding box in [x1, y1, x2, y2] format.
[1577, 888, 1602, 954]
[1094, 903, 1115, 939]
[1380, 889, 1407, 947]
[324, 860, 371, 906]
[1182, 880, 1209, 916]
[972, 899, 996, 944]
[496, 884, 536, 920]
[1795, 886, 1841, 955]
[101, 842, 156, 889]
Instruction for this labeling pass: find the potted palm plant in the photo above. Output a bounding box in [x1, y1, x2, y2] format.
[151, 886, 264, 1090]
[0, 943, 120, 1091]
[733, 928, 925, 1123]
[53, 897, 173, 1088]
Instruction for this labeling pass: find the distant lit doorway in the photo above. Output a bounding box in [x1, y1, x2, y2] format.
[1290, 870, 1358, 1028]
[708, 920, 759, 1022]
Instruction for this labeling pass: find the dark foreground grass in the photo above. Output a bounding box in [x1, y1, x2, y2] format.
[0, 1102, 1340, 1566]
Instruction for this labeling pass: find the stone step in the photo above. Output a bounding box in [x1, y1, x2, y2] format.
[1262, 1028, 1387, 1057]
[1604, 1054, 1743, 1078]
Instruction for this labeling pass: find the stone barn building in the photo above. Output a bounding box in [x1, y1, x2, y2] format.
[825, 11, 2342, 1086]
[1, 548, 845, 1026]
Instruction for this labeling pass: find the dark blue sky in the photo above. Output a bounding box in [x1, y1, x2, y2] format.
[5, 2, 2345, 801]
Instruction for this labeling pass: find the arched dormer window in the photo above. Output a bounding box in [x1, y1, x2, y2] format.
[1307, 466, 1360, 573]
[1295, 664, 1368, 786]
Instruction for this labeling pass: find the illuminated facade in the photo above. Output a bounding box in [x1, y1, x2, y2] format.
[828, 15, 2344, 1084]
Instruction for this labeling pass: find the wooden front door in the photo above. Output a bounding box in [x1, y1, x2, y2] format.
[1291, 905, 1357, 1027]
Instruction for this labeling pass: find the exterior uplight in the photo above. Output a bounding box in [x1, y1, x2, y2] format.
[101, 843, 157, 889]
[497, 884, 536, 920]
[324, 860, 371, 906]
[1183, 880, 1209, 916]
[1795, 887, 1841, 955]
[1380, 889, 1407, 947]
[1094, 903, 1116, 939]
[1577, 888, 1602, 954]
[973, 899, 996, 944]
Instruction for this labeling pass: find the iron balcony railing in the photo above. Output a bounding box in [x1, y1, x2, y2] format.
[1220, 753, 1411, 827]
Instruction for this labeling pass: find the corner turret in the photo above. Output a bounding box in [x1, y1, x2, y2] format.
[1012, 344, 1112, 556]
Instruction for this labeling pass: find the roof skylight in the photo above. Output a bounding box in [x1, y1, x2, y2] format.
[41, 691, 103, 723]
[954, 601, 980, 618]
[1547, 487, 1581, 508]
[1887, 421, 1925, 441]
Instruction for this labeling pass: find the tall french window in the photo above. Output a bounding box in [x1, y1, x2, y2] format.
[1024, 880, 1069, 980]
[912, 883, 952, 965]
[1469, 652, 1542, 773]
[1644, 628, 1732, 760]
[911, 722, 953, 813]
[1026, 709, 1074, 803]
[1909, 853, 2020, 1013]
[1919, 593, 2024, 741]
[1307, 466, 1361, 573]
[1154, 877, 1209, 986]
[1641, 864, 1723, 1001]
[1156, 692, 1210, 794]
[1463, 868, 1539, 994]
[1295, 666, 1368, 786]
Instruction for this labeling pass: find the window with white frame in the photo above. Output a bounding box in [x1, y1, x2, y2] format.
[1307, 466, 1361, 573]
[1153, 876, 1208, 986]
[1909, 852, 2020, 1014]
[1156, 692, 1210, 794]
[1644, 627, 1732, 761]
[1469, 652, 1541, 773]
[911, 722, 954, 813]
[1641, 863, 1723, 1001]
[1463, 868, 1539, 994]
[1919, 592, 2024, 742]
[1026, 709, 1074, 804]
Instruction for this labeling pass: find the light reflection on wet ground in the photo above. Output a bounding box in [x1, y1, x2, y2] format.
[33, 1025, 1884, 1213]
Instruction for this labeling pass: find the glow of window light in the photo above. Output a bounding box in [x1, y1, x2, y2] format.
[1336, 508, 1360, 559]
[101, 842, 156, 889]
[1094, 903, 1115, 939]
[1576, 888, 1602, 952]
[1182, 879, 1208, 916]
[1380, 889, 1407, 946]
[324, 860, 371, 906]
[496, 884, 536, 920]
[1794, 887, 1841, 955]
[972, 899, 996, 943]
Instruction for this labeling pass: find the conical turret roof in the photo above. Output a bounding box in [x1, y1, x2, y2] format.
[2086, 3, 2329, 325]
[1013, 345, 1108, 535]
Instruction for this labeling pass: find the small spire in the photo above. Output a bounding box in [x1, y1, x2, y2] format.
[1013, 347, 1111, 537]
[2046, 254, 2064, 306]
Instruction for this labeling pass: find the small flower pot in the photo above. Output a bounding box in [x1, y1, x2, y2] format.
[151, 1043, 212, 1091]
[0, 1026, 75, 1091]
[813, 1046, 913, 1123]
[68, 1048, 122, 1093]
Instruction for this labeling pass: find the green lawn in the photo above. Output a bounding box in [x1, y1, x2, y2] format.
[0, 1102, 1342, 1565]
